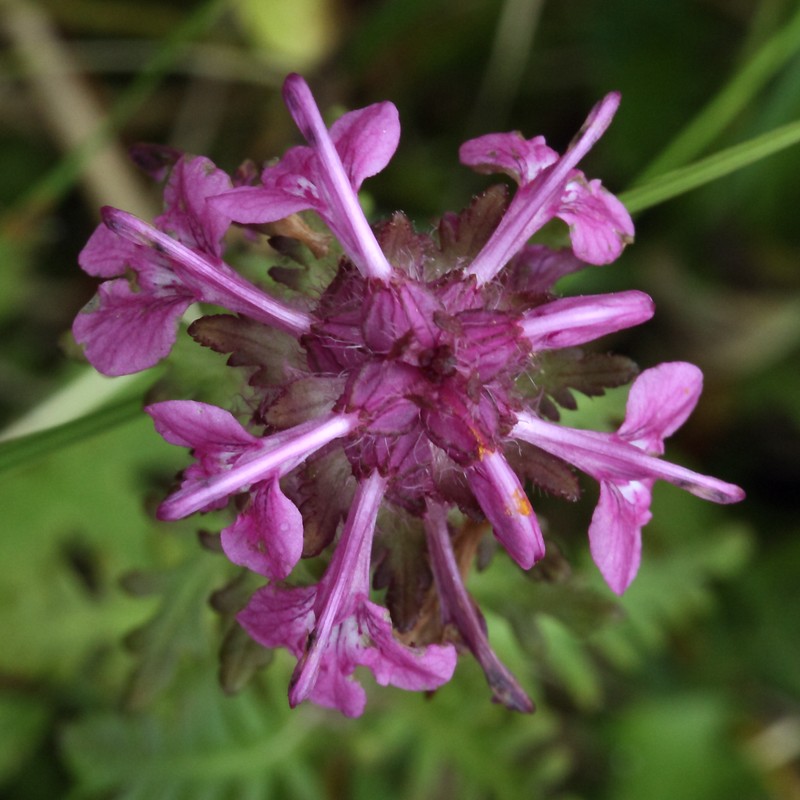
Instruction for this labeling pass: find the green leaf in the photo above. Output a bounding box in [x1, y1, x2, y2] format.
[121, 551, 227, 711]
[0, 693, 49, 783]
[533, 350, 638, 419]
[188, 314, 304, 390]
[606, 693, 763, 800]
[62, 666, 323, 800]
[0, 415, 184, 681]
[535, 614, 604, 710]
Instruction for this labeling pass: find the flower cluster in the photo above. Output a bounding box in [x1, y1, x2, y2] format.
[74, 74, 744, 716]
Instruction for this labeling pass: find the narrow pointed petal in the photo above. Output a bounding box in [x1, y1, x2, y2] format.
[466, 92, 624, 285]
[512, 410, 745, 505]
[220, 477, 304, 579]
[282, 74, 394, 281]
[425, 502, 534, 712]
[289, 472, 387, 707]
[102, 207, 313, 336]
[153, 411, 359, 520]
[466, 449, 545, 569]
[521, 290, 654, 349]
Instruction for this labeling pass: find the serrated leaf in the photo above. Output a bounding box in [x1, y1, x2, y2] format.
[122, 551, 225, 710]
[373, 513, 432, 633]
[534, 350, 639, 416]
[505, 440, 581, 501]
[218, 622, 274, 695]
[263, 375, 344, 428]
[62, 666, 323, 800]
[0, 415, 184, 681]
[375, 212, 431, 277]
[291, 449, 353, 558]
[436, 185, 509, 271]
[146, 319, 248, 409]
[188, 314, 303, 389]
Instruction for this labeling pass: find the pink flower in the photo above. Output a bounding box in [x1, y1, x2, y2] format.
[73, 156, 310, 376]
[239, 474, 456, 716]
[512, 363, 745, 593]
[147, 401, 357, 579]
[460, 93, 634, 282]
[74, 73, 745, 713]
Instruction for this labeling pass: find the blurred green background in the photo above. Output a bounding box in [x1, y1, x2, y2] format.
[1, 0, 799, 797]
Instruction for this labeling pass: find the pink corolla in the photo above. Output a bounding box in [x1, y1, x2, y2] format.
[239, 474, 457, 717]
[512, 362, 744, 594]
[74, 73, 744, 714]
[74, 155, 311, 376]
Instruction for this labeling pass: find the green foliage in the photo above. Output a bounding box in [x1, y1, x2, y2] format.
[0, 415, 180, 681]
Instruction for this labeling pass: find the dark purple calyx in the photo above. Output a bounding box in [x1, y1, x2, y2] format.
[301, 262, 533, 511]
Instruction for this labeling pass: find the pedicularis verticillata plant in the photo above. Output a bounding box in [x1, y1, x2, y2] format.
[73, 74, 744, 717]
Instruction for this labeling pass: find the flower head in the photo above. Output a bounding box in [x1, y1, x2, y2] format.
[74, 74, 744, 714]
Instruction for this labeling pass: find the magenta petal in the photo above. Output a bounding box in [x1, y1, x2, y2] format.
[588, 480, 651, 594]
[466, 93, 625, 285]
[154, 413, 358, 521]
[467, 449, 545, 569]
[209, 184, 314, 226]
[145, 400, 258, 450]
[521, 290, 654, 349]
[289, 472, 386, 706]
[306, 658, 368, 717]
[424, 501, 534, 712]
[619, 362, 703, 454]
[72, 278, 191, 376]
[221, 477, 304, 579]
[330, 101, 401, 190]
[280, 75, 394, 281]
[158, 155, 233, 255]
[238, 583, 315, 654]
[78, 223, 139, 278]
[557, 177, 634, 265]
[459, 132, 558, 184]
[355, 601, 457, 690]
[298, 601, 455, 717]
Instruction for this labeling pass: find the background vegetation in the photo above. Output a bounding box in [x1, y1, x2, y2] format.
[1, 0, 799, 797]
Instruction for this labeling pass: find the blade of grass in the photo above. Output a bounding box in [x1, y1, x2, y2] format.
[0, 396, 145, 474]
[620, 117, 800, 214]
[635, 3, 800, 182]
